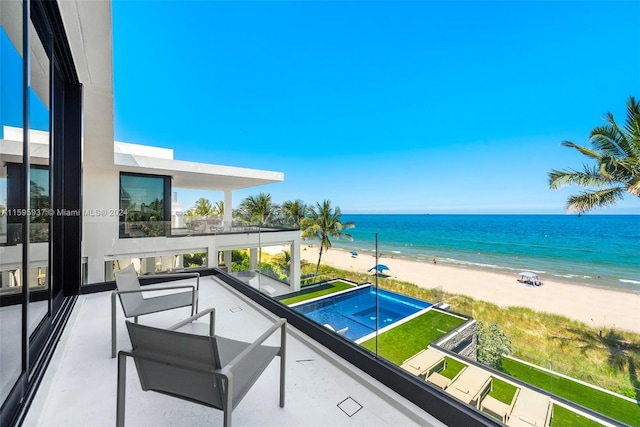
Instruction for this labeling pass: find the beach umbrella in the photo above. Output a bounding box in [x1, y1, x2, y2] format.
[369, 264, 390, 273]
[350, 251, 358, 257]
[517, 271, 540, 285]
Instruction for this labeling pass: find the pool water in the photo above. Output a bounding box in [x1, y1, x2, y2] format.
[292, 285, 432, 340]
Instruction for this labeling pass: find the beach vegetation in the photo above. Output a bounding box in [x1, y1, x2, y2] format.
[300, 201, 355, 275]
[548, 96, 640, 214]
[477, 321, 512, 369]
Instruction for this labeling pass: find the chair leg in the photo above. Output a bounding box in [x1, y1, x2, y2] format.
[223, 377, 233, 427]
[279, 324, 286, 408]
[116, 353, 127, 427]
[111, 293, 118, 358]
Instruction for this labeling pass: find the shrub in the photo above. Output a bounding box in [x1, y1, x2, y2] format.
[478, 321, 512, 369]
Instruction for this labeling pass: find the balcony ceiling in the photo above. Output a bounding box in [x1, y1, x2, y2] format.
[115, 153, 284, 191]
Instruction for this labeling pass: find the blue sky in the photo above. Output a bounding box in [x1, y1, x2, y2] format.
[112, 1, 640, 214]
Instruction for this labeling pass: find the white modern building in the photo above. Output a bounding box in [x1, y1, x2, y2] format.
[1, 125, 302, 287]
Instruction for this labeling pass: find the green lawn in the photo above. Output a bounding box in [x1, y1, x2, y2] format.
[501, 357, 640, 427]
[360, 310, 466, 364]
[440, 357, 466, 380]
[279, 280, 356, 305]
[551, 405, 604, 427]
[488, 377, 517, 405]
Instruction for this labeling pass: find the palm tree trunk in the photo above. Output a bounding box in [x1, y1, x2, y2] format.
[315, 245, 324, 276]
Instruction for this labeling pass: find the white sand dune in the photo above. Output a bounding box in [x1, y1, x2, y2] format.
[299, 245, 640, 334]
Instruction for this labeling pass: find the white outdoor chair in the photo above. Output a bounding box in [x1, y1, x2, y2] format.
[116, 312, 286, 427]
[111, 263, 200, 357]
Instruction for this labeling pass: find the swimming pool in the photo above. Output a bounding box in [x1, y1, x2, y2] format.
[292, 285, 432, 340]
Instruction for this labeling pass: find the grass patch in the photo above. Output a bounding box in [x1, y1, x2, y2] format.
[279, 280, 356, 305]
[488, 378, 517, 405]
[440, 357, 467, 380]
[551, 405, 604, 427]
[360, 310, 466, 364]
[501, 358, 640, 426]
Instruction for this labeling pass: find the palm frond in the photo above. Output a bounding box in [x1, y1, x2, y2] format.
[627, 176, 640, 197]
[590, 124, 628, 157]
[560, 141, 601, 161]
[548, 165, 610, 190]
[566, 187, 626, 215]
[623, 96, 640, 149]
[549, 97, 640, 212]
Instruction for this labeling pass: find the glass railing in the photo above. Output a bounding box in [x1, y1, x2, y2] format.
[82, 212, 640, 426]
[273, 228, 639, 427]
[169, 215, 298, 237]
[116, 218, 298, 239]
[104, 251, 208, 281]
[79, 213, 640, 426]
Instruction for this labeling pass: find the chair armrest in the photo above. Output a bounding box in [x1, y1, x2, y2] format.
[113, 284, 197, 296]
[118, 349, 216, 375]
[141, 272, 200, 290]
[168, 308, 216, 336]
[223, 319, 287, 374]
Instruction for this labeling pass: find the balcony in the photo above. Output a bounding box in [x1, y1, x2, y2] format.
[23, 274, 446, 426]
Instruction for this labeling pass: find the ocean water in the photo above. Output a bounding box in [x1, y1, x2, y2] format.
[326, 214, 640, 292]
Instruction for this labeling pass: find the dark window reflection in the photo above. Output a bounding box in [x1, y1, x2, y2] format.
[120, 173, 167, 238]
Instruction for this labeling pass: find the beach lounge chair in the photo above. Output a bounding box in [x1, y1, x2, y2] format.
[481, 387, 519, 424]
[426, 370, 454, 390]
[444, 365, 492, 408]
[506, 387, 552, 427]
[111, 263, 200, 357]
[400, 348, 446, 378]
[116, 313, 286, 427]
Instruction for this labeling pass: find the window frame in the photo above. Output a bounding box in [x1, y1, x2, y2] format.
[119, 172, 171, 238]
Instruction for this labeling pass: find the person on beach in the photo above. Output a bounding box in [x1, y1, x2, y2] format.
[433, 258, 437, 265]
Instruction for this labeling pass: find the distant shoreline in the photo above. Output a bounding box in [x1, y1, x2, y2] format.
[296, 244, 640, 334]
[379, 250, 640, 295]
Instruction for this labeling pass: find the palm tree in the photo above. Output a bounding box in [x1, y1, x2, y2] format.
[186, 197, 214, 217]
[548, 96, 640, 214]
[271, 250, 292, 277]
[300, 200, 355, 275]
[237, 193, 276, 225]
[280, 199, 307, 227]
[212, 201, 224, 217]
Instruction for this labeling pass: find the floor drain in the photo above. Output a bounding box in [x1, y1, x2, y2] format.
[229, 307, 243, 313]
[337, 396, 363, 417]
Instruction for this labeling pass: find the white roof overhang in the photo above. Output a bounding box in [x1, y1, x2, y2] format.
[114, 153, 284, 191]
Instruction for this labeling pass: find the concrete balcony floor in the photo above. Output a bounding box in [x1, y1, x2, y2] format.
[23, 276, 444, 427]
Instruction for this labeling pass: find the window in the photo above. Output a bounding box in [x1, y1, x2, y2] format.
[119, 173, 170, 238]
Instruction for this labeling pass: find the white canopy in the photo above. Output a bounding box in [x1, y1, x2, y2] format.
[518, 271, 538, 278]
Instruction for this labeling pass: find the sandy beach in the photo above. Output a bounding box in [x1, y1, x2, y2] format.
[294, 245, 640, 334]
